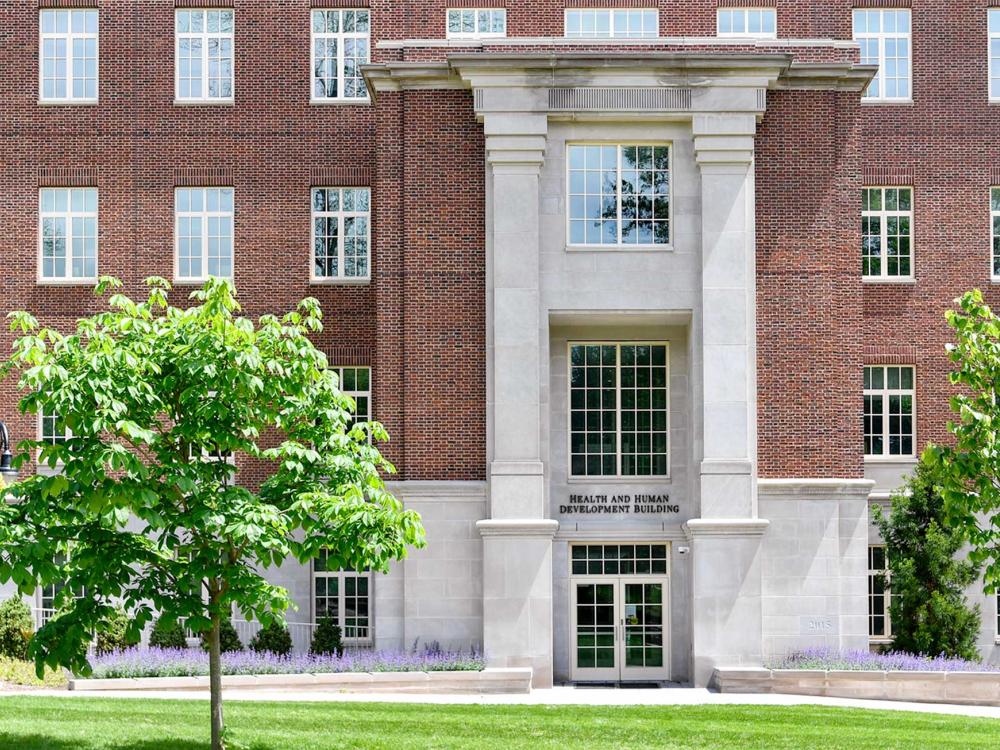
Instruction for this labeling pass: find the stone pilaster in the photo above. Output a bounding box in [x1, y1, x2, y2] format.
[478, 112, 558, 687]
[687, 114, 769, 686]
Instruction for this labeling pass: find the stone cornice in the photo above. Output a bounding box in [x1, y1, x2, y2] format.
[683, 518, 770, 538]
[376, 37, 862, 51]
[363, 52, 874, 99]
[757, 478, 877, 498]
[477, 519, 560, 538]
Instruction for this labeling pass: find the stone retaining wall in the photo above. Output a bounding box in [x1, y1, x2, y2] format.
[69, 668, 531, 695]
[712, 667, 1000, 706]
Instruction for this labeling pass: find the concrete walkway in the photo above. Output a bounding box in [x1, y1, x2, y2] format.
[3, 685, 1000, 719]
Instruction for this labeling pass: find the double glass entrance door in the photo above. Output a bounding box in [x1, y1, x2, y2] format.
[572, 577, 668, 681]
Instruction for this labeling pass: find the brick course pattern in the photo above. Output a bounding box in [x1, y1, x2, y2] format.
[1, 0, 996, 483]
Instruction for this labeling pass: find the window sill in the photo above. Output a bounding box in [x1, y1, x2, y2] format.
[864, 456, 918, 464]
[861, 277, 915, 285]
[173, 99, 235, 107]
[566, 244, 674, 253]
[861, 99, 914, 106]
[310, 97, 371, 106]
[173, 277, 234, 285]
[37, 278, 98, 287]
[309, 277, 370, 286]
[869, 638, 893, 646]
[567, 476, 672, 485]
[37, 99, 98, 107]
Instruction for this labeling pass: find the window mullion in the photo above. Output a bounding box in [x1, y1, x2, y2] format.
[615, 344, 622, 477]
[882, 376, 891, 457]
[617, 146, 623, 245]
[880, 201, 889, 278]
[338, 211, 346, 280]
[201, 207, 209, 279]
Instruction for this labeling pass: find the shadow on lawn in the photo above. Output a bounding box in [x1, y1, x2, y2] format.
[0, 736, 233, 750]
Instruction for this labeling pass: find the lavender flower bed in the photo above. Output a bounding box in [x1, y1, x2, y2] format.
[767, 647, 1000, 673]
[87, 647, 485, 680]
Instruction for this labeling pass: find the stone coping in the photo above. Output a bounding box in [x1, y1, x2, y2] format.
[712, 667, 1000, 706]
[69, 668, 532, 695]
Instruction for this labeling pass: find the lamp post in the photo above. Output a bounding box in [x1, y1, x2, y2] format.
[0, 421, 17, 483]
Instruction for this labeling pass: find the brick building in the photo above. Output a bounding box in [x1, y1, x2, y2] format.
[1, 1, 998, 687]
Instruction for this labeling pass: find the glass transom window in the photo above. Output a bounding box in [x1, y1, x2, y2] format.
[853, 9, 911, 101]
[864, 365, 914, 457]
[716, 8, 776, 38]
[39, 9, 98, 102]
[312, 188, 370, 280]
[570, 343, 668, 478]
[311, 9, 370, 101]
[991, 188, 1000, 279]
[571, 544, 668, 576]
[565, 9, 658, 38]
[447, 8, 506, 39]
[568, 144, 670, 247]
[175, 9, 234, 101]
[314, 550, 370, 641]
[990, 11, 1000, 101]
[39, 188, 97, 281]
[175, 188, 234, 281]
[862, 187, 912, 278]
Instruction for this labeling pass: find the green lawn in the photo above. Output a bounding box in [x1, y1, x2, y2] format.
[0, 696, 998, 749]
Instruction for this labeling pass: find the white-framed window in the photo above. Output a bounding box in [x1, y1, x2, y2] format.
[868, 545, 892, 642]
[991, 187, 1000, 279]
[39, 554, 84, 626]
[853, 9, 911, 101]
[311, 188, 370, 281]
[311, 9, 370, 102]
[39, 188, 98, 282]
[569, 343, 669, 478]
[564, 9, 658, 38]
[332, 366, 371, 429]
[864, 365, 915, 458]
[716, 8, 776, 38]
[175, 187, 234, 282]
[862, 187, 913, 279]
[446, 8, 507, 39]
[990, 10, 1000, 101]
[39, 9, 98, 102]
[313, 550, 370, 641]
[568, 144, 670, 247]
[175, 9, 234, 102]
[39, 408, 69, 447]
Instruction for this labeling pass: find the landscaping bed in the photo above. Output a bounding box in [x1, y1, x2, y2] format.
[68, 646, 531, 694]
[713, 648, 1000, 707]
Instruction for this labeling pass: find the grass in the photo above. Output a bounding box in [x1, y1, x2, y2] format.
[0, 697, 998, 749]
[0, 658, 67, 688]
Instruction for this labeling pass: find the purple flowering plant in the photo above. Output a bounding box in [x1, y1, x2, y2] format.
[767, 646, 1000, 672]
[87, 646, 485, 680]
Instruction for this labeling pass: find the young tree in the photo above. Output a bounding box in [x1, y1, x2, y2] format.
[928, 289, 1000, 597]
[875, 457, 982, 660]
[0, 277, 425, 750]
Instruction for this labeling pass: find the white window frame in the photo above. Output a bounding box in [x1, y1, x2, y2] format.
[862, 186, 913, 281]
[852, 9, 912, 102]
[566, 142, 672, 249]
[310, 188, 371, 283]
[716, 8, 776, 39]
[991, 187, 1000, 281]
[868, 544, 892, 643]
[446, 8, 507, 39]
[175, 8, 235, 103]
[990, 10, 1000, 102]
[567, 342, 670, 480]
[863, 365, 916, 459]
[38, 9, 99, 103]
[174, 187, 235, 283]
[564, 8, 659, 39]
[38, 188, 99, 284]
[310, 9, 371, 103]
[312, 555, 372, 644]
[332, 365, 371, 430]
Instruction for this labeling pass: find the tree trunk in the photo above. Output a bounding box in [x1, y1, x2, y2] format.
[209, 613, 225, 750]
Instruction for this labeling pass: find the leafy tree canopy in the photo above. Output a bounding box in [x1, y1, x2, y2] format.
[928, 289, 1000, 594]
[0, 276, 425, 679]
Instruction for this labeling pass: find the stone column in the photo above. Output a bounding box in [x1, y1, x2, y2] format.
[687, 114, 769, 687]
[476, 112, 559, 688]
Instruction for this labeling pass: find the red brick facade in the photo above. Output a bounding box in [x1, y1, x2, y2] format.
[0, 1, 994, 482]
